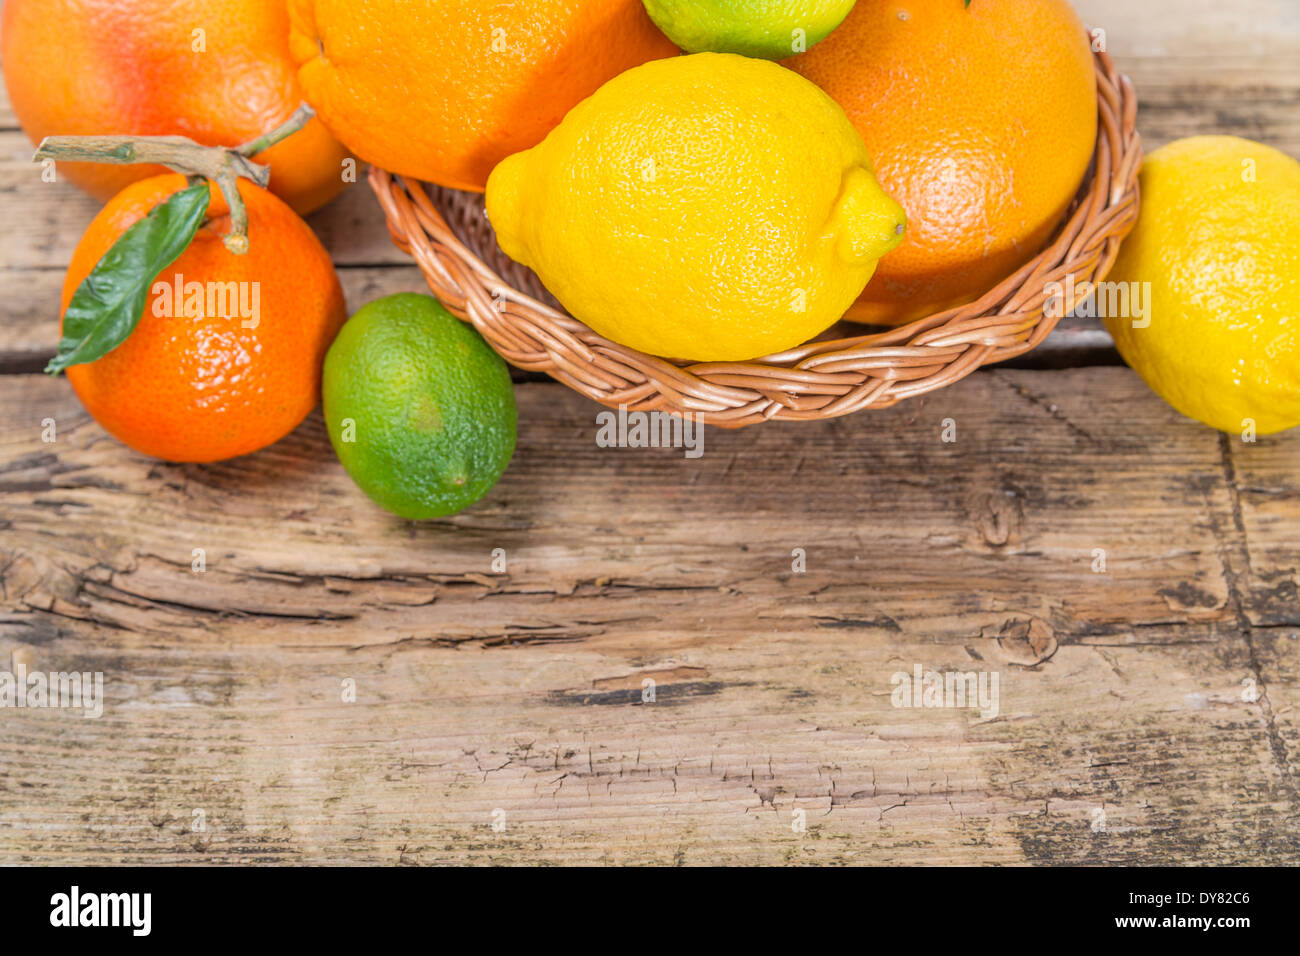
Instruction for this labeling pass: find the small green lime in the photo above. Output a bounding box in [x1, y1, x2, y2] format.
[642, 0, 857, 59]
[322, 293, 517, 519]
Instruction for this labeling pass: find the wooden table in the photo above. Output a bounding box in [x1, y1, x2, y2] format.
[1, 0, 1297, 865]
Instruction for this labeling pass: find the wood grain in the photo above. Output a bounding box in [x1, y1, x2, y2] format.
[2, 371, 1297, 864]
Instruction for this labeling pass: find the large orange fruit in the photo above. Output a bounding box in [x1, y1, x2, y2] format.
[786, 0, 1098, 324]
[2, 0, 351, 215]
[61, 174, 347, 462]
[288, 0, 680, 192]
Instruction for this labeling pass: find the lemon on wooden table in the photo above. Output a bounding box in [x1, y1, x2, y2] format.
[485, 52, 906, 363]
[1104, 136, 1300, 435]
[643, 0, 858, 58]
[322, 294, 517, 519]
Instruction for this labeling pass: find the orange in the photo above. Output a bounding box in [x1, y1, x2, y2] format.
[785, 0, 1098, 324]
[2, 0, 351, 216]
[61, 174, 347, 462]
[288, 0, 680, 192]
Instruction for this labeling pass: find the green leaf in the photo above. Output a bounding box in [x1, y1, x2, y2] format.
[46, 182, 211, 375]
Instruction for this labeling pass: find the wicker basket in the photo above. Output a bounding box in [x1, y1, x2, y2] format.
[370, 44, 1142, 427]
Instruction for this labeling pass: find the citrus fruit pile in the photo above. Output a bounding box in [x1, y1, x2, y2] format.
[4, 0, 1297, 524]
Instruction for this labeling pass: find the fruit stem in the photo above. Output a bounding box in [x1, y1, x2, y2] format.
[236, 104, 317, 159]
[32, 104, 317, 255]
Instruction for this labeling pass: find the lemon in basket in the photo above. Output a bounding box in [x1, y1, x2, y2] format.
[485, 53, 906, 363]
[1104, 136, 1300, 435]
[643, 0, 858, 59]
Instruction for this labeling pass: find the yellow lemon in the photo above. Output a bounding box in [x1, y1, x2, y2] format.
[486, 52, 905, 362]
[1105, 136, 1300, 435]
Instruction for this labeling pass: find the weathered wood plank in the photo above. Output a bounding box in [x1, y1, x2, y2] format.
[1226, 432, 1300, 792]
[1083, 0, 1300, 57]
[0, 370, 1250, 643]
[1227, 437, 1300, 628]
[1, 369, 1296, 863]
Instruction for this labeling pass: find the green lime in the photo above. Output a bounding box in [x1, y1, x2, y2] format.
[642, 0, 857, 59]
[322, 293, 517, 519]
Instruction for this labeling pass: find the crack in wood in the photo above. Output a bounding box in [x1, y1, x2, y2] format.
[1218, 433, 1296, 798]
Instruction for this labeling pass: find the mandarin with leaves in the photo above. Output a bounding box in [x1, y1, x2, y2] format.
[58, 173, 346, 463]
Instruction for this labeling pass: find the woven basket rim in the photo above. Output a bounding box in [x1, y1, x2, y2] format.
[369, 40, 1142, 427]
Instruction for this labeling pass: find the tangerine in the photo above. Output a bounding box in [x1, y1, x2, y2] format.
[61, 174, 347, 462]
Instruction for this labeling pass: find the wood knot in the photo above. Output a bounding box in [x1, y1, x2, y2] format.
[986, 616, 1058, 667]
[968, 489, 1024, 549]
